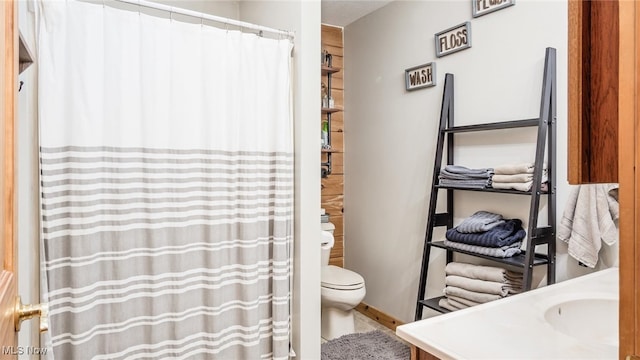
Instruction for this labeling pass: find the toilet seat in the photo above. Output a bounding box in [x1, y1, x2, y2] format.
[321, 265, 365, 290]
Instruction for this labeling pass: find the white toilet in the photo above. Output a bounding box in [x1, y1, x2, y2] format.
[320, 227, 366, 340]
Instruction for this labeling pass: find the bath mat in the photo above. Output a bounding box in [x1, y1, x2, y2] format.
[321, 330, 410, 360]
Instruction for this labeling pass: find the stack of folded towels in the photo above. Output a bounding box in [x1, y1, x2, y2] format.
[491, 162, 548, 192]
[438, 165, 494, 189]
[443, 210, 526, 258]
[438, 261, 523, 312]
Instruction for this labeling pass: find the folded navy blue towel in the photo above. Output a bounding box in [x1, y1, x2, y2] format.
[445, 219, 526, 247]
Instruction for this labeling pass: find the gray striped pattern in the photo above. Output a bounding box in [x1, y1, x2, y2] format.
[40, 147, 293, 359]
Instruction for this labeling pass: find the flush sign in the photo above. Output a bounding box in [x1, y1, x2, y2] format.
[435, 22, 471, 58]
[473, 0, 515, 18]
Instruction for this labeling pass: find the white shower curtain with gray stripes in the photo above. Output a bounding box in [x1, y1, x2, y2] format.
[38, 1, 293, 359]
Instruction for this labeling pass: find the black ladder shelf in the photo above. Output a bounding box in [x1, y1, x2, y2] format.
[414, 47, 557, 320]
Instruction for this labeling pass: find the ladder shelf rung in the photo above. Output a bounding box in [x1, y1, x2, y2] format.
[429, 241, 549, 267]
[442, 119, 540, 133]
[435, 185, 548, 195]
[418, 297, 451, 314]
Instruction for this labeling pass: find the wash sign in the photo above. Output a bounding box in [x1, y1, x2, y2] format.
[405, 62, 436, 91]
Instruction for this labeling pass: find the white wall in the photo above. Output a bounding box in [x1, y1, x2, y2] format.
[343, 0, 608, 323]
[238, 2, 322, 359]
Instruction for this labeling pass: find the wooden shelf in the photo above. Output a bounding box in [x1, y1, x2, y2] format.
[321, 148, 340, 153]
[322, 106, 343, 114]
[322, 65, 340, 75]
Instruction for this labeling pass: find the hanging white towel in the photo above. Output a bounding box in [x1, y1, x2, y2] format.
[557, 184, 619, 268]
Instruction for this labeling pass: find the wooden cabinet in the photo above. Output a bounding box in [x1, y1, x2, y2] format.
[568, 0, 619, 184]
[570, 1, 640, 357]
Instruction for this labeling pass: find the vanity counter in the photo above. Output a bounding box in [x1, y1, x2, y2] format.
[396, 268, 618, 359]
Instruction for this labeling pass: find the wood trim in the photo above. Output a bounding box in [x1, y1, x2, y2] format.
[410, 345, 441, 360]
[618, 0, 639, 357]
[355, 302, 404, 331]
[2, 0, 15, 274]
[0, 271, 17, 353]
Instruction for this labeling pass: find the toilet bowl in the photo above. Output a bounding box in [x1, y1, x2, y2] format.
[320, 228, 366, 340]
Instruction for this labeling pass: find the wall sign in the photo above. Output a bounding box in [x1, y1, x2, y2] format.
[405, 62, 436, 91]
[473, 0, 515, 18]
[435, 22, 471, 58]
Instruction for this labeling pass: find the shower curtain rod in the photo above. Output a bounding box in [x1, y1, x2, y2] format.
[114, 0, 295, 39]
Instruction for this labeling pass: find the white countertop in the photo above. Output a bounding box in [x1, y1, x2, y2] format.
[396, 268, 618, 360]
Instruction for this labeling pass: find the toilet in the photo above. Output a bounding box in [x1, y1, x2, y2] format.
[320, 226, 366, 340]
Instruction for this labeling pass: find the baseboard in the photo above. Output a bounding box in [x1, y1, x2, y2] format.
[354, 302, 404, 331]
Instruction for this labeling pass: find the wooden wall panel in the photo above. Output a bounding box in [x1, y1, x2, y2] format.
[321, 175, 344, 195]
[330, 112, 343, 132]
[322, 24, 344, 267]
[329, 257, 343, 267]
[330, 132, 343, 152]
[330, 153, 344, 175]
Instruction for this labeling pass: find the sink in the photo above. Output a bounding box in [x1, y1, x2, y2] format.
[543, 294, 618, 347]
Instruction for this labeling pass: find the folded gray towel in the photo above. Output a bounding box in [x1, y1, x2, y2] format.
[447, 294, 482, 307]
[444, 285, 502, 303]
[445, 275, 521, 296]
[440, 165, 494, 179]
[456, 211, 505, 233]
[438, 298, 461, 312]
[443, 240, 522, 258]
[438, 178, 491, 189]
[445, 262, 523, 284]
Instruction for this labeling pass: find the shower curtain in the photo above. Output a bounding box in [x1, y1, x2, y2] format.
[38, 1, 293, 359]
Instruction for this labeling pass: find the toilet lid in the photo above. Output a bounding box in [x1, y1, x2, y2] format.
[321, 265, 365, 290]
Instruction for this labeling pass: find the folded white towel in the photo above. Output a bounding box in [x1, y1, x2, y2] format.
[491, 181, 533, 192]
[445, 262, 523, 284]
[447, 294, 482, 308]
[557, 184, 619, 268]
[444, 286, 502, 303]
[492, 171, 548, 183]
[445, 275, 521, 296]
[493, 163, 535, 175]
[438, 298, 461, 312]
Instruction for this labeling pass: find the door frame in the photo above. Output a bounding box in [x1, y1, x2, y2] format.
[0, 0, 18, 354]
[618, 0, 639, 357]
